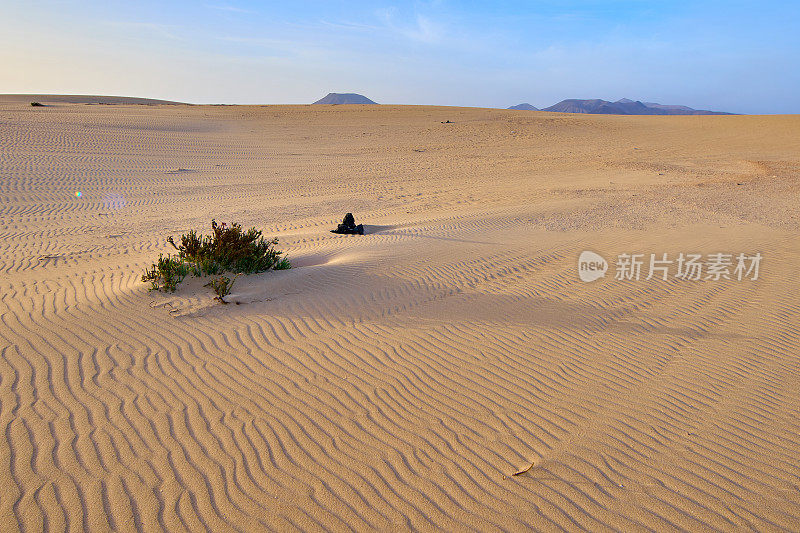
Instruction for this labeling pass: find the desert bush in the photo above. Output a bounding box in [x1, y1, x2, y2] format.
[143, 220, 289, 297]
[205, 274, 239, 303]
[167, 220, 288, 274]
[141, 254, 189, 292]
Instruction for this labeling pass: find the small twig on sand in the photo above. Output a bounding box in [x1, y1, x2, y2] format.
[512, 462, 535, 476]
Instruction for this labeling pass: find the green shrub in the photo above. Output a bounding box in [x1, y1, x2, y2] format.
[143, 220, 289, 298]
[166, 220, 286, 274]
[141, 253, 189, 292]
[274, 256, 291, 270]
[205, 274, 239, 303]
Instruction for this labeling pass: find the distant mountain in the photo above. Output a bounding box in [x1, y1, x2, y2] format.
[0, 94, 186, 105]
[642, 102, 696, 112]
[508, 103, 538, 111]
[541, 98, 733, 115]
[312, 93, 377, 105]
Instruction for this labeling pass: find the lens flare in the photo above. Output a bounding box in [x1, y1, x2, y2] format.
[102, 192, 127, 210]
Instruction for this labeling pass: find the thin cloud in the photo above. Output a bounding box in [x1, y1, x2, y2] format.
[401, 15, 443, 43]
[213, 35, 335, 62]
[103, 21, 184, 41]
[317, 19, 382, 32]
[206, 4, 256, 14]
[375, 8, 445, 44]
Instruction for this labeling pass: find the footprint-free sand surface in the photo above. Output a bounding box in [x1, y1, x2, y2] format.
[1, 99, 799, 531]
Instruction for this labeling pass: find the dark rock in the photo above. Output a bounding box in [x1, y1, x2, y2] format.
[331, 213, 364, 235]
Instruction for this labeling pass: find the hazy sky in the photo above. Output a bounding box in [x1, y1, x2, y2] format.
[2, 1, 798, 113]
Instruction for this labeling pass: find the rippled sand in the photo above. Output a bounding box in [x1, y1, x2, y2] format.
[1, 98, 799, 530]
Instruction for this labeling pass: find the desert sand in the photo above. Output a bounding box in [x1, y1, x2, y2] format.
[1, 98, 799, 531]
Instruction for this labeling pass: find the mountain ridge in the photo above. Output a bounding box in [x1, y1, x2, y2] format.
[509, 98, 733, 115]
[0, 94, 186, 105]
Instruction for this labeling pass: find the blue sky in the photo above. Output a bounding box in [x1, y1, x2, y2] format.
[1, 1, 798, 113]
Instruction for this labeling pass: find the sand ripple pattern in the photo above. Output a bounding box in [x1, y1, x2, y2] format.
[1, 102, 799, 531]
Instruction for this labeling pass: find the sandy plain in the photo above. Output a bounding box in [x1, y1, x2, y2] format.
[1, 97, 799, 531]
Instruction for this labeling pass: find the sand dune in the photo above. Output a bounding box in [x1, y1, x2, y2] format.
[1, 100, 799, 530]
